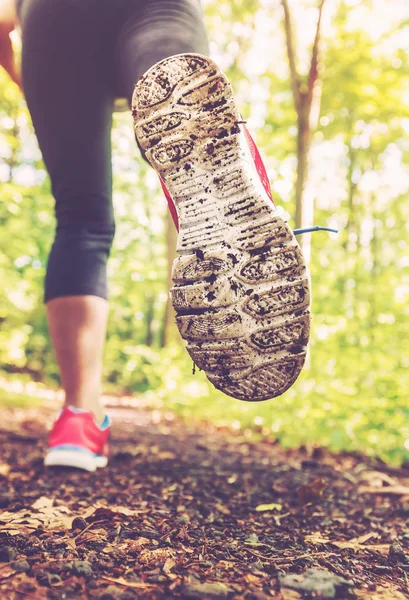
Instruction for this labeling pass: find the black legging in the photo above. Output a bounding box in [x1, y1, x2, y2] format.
[17, 0, 209, 302]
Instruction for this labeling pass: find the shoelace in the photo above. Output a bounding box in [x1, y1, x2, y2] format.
[293, 226, 338, 236]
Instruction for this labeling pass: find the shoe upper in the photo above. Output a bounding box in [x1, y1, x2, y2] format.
[48, 406, 110, 457]
[241, 124, 275, 205]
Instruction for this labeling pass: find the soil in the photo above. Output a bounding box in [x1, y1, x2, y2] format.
[1, 399, 409, 599]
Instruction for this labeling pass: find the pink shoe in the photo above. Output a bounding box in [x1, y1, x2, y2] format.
[44, 406, 111, 472]
[132, 54, 310, 401]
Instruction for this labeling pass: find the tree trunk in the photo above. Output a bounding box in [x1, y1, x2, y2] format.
[295, 105, 310, 230]
[281, 0, 327, 255]
[145, 291, 155, 346]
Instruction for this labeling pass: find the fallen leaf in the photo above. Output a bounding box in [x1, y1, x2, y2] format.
[255, 503, 282, 512]
[358, 471, 398, 487]
[130, 537, 153, 549]
[157, 451, 176, 460]
[76, 528, 108, 544]
[140, 548, 175, 565]
[32, 496, 54, 510]
[304, 532, 390, 554]
[215, 503, 231, 515]
[244, 573, 261, 584]
[0, 463, 10, 477]
[0, 570, 16, 582]
[163, 557, 176, 574]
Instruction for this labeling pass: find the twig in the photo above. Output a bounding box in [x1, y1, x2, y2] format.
[101, 575, 159, 589]
[243, 548, 276, 561]
[359, 485, 409, 496]
[318, 557, 350, 578]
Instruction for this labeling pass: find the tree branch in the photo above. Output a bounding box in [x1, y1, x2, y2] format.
[281, 0, 301, 114]
[307, 0, 327, 108]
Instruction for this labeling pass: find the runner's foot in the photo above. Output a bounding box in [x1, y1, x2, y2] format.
[132, 54, 310, 401]
[44, 406, 110, 471]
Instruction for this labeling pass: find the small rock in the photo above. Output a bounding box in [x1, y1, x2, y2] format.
[388, 542, 409, 564]
[47, 573, 62, 586]
[182, 582, 233, 599]
[98, 585, 123, 600]
[279, 568, 354, 599]
[12, 559, 30, 573]
[0, 546, 17, 562]
[72, 560, 93, 578]
[71, 517, 88, 531]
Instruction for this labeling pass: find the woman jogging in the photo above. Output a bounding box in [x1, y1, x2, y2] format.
[0, 0, 310, 471]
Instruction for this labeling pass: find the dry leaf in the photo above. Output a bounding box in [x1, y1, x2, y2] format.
[140, 548, 175, 565]
[244, 573, 261, 584]
[163, 557, 176, 574]
[32, 496, 54, 510]
[130, 537, 152, 548]
[255, 503, 282, 512]
[0, 569, 16, 582]
[77, 528, 108, 544]
[304, 532, 390, 554]
[0, 463, 10, 477]
[64, 537, 77, 551]
[157, 451, 176, 460]
[0, 503, 96, 535]
[215, 503, 231, 515]
[358, 471, 398, 487]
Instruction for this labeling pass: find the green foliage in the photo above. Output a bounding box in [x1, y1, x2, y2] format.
[1, 0, 409, 464]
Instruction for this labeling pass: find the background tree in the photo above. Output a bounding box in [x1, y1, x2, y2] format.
[282, 0, 327, 252]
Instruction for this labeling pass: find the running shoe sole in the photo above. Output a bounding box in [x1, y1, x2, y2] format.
[132, 53, 310, 401]
[44, 447, 108, 472]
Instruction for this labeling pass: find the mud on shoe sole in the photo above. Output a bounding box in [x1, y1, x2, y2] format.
[133, 53, 311, 401]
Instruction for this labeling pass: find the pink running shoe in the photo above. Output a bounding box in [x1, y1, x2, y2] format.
[132, 54, 310, 402]
[44, 406, 111, 472]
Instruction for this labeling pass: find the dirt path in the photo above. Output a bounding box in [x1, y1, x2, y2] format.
[1, 401, 409, 599]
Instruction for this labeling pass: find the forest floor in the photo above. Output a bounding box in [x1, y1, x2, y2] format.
[1, 395, 409, 599]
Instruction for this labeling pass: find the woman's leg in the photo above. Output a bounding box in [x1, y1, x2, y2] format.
[115, 0, 209, 227]
[115, 0, 209, 106]
[19, 0, 115, 422]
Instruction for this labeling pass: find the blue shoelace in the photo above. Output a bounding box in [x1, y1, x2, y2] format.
[293, 226, 338, 236]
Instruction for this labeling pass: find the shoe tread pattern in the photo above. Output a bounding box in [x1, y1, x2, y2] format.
[133, 54, 311, 401]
